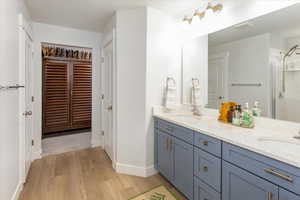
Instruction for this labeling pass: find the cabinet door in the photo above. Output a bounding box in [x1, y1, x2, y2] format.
[194, 177, 221, 200]
[71, 61, 92, 128]
[172, 136, 194, 199]
[223, 161, 278, 200]
[280, 189, 300, 200]
[43, 59, 71, 134]
[157, 130, 173, 181]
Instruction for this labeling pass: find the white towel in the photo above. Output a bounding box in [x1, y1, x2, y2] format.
[165, 77, 177, 110]
[191, 78, 202, 115]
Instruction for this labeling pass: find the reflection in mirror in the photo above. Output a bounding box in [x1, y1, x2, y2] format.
[208, 4, 300, 123]
[182, 4, 300, 123]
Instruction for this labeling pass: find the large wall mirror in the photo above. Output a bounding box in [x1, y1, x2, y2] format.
[182, 4, 300, 123]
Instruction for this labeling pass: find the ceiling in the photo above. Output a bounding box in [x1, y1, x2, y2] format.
[25, 0, 235, 33]
[209, 3, 300, 46]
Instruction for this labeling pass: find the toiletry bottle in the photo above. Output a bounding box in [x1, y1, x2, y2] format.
[252, 101, 261, 117]
[227, 106, 235, 123]
[232, 105, 241, 126]
[241, 103, 254, 128]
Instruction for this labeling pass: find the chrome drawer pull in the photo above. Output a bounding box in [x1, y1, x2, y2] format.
[203, 141, 208, 146]
[267, 192, 272, 200]
[264, 168, 293, 183]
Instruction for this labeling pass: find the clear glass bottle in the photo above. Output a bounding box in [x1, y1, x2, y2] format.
[252, 101, 261, 117]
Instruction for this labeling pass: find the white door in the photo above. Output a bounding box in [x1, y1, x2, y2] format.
[208, 53, 229, 109]
[103, 41, 113, 161]
[24, 33, 33, 177]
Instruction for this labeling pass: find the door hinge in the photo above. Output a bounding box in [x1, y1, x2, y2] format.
[101, 131, 104, 136]
[31, 140, 34, 146]
[31, 96, 35, 102]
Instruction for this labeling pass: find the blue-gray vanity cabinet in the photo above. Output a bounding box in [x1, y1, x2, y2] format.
[157, 119, 194, 145]
[194, 147, 221, 192]
[172, 136, 194, 199]
[194, 132, 222, 157]
[155, 120, 193, 199]
[157, 130, 173, 181]
[194, 177, 221, 200]
[222, 161, 279, 200]
[223, 142, 300, 195]
[280, 189, 300, 200]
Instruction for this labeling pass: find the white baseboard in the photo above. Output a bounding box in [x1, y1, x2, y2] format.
[31, 149, 41, 160]
[11, 182, 23, 200]
[116, 163, 157, 177]
[91, 133, 103, 148]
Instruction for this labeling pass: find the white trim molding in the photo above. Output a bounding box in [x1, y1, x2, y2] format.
[11, 182, 23, 200]
[115, 163, 157, 177]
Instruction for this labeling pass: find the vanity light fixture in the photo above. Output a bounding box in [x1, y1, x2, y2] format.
[183, 1, 223, 24]
[183, 16, 193, 24]
[207, 2, 223, 13]
[194, 9, 206, 20]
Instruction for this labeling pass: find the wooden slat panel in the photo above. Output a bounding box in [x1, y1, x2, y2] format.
[43, 60, 70, 133]
[71, 62, 92, 124]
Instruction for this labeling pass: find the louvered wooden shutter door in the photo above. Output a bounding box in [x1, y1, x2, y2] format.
[43, 59, 71, 133]
[71, 61, 92, 128]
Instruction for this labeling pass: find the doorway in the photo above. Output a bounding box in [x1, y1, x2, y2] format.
[41, 44, 92, 138]
[41, 43, 93, 156]
[102, 40, 114, 161]
[208, 52, 229, 109]
[19, 15, 34, 183]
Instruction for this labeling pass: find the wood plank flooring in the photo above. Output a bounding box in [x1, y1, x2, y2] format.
[19, 147, 186, 200]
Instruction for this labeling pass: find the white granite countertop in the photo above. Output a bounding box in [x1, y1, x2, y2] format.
[153, 107, 300, 169]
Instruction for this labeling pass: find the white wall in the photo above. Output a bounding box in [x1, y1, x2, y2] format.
[0, 0, 29, 199]
[146, 7, 183, 167]
[182, 36, 208, 105]
[115, 8, 148, 173]
[209, 34, 271, 116]
[32, 23, 103, 158]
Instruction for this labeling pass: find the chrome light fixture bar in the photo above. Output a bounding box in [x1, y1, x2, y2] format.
[183, 1, 223, 24]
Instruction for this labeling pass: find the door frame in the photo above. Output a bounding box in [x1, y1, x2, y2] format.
[18, 14, 34, 184]
[101, 29, 117, 168]
[208, 52, 229, 106]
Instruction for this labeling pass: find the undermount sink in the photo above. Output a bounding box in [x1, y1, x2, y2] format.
[258, 137, 300, 146]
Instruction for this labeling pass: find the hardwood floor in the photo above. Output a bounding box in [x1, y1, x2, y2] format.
[19, 147, 186, 200]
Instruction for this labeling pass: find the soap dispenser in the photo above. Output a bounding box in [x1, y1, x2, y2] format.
[241, 102, 254, 128]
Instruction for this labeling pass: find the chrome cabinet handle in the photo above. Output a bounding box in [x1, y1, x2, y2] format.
[203, 141, 209, 146]
[267, 192, 272, 200]
[264, 168, 293, 183]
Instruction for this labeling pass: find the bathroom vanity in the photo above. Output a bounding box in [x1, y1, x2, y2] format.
[153, 108, 300, 200]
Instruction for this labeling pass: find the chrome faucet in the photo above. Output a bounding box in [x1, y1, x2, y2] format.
[294, 132, 300, 140]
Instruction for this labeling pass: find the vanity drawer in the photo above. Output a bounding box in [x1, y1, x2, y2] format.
[194, 132, 222, 157]
[194, 177, 221, 200]
[157, 119, 194, 145]
[223, 142, 300, 195]
[194, 146, 221, 192]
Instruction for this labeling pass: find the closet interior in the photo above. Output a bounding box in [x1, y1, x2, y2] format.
[42, 43, 92, 138]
